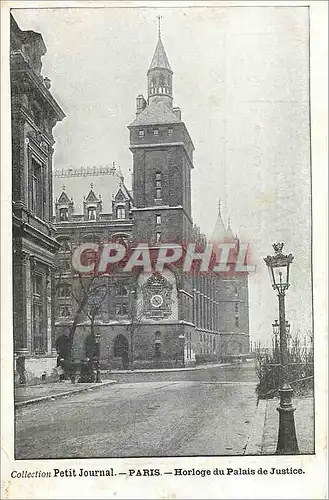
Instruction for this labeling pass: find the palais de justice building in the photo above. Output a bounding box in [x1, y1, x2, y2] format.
[53, 32, 250, 369]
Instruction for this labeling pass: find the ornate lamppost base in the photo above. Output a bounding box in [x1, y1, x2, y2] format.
[276, 386, 299, 455]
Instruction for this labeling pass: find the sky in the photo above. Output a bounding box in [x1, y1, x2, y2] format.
[13, 5, 312, 344]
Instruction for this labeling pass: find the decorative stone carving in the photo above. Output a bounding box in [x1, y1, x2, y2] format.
[26, 130, 48, 153]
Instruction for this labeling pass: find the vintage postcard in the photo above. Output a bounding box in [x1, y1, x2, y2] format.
[1, 1, 327, 499]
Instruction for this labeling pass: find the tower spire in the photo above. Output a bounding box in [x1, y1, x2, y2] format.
[147, 19, 173, 108]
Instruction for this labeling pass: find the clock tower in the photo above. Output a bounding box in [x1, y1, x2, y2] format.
[128, 28, 194, 245]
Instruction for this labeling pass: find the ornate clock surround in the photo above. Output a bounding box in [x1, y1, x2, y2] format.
[142, 273, 173, 318]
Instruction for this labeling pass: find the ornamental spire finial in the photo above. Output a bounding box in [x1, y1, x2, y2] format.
[218, 198, 221, 216]
[157, 15, 162, 38]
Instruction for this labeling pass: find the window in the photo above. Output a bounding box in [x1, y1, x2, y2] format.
[139, 130, 145, 138]
[32, 274, 46, 354]
[153, 129, 159, 136]
[116, 304, 128, 316]
[155, 343, 161, 358]
[156, 214, 161, 225]
[155, 172, 162, 199]
[57, 284, 71, 298]
[116, 206, 126, 219]
[31, 159, 43, 218]
[235, 302, 239, 327]
[156, 232, 161, 243]
[168, 128, 173, 135]
[59, 208, 68, 221]
[59, 258, 71, 272]
[87, 207, 96, 220]
[154, 331, 161, 358]
[59, 305, 71, 317]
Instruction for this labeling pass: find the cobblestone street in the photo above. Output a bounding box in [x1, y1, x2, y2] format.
[15, 363, 259, 459]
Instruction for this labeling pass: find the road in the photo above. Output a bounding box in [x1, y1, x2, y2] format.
[15, 362, 258, 459]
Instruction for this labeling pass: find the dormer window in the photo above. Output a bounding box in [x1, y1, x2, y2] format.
[139, 130, 145, 138]
[59, 207, 68, 221]
[87, 207, 96, 221]
[153, 129, 159, 136]
[116, 205, 126, 219]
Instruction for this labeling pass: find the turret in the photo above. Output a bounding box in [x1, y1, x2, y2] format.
[147, 19, 173, 108]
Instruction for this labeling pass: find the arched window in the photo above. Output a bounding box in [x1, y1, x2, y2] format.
[154, 331, 161, 358]
[59, 207, 68, 221]
[111, 233, 129, 246]
[116, 205, 126, 219]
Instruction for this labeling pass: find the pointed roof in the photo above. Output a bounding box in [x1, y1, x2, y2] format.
[210, 200, 226, 243]
[148, 36, 172, 73]
[85, 186, 99, 203]
[58, 188, 71, 205]
[129, 99, 180, 127]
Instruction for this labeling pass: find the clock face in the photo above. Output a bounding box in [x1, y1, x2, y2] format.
[150, 294, 164, 308]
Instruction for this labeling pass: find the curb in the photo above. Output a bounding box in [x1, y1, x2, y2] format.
[15, 380, 117, 408]
[244, 399, 267, 455]
[105, 360, 253, 375]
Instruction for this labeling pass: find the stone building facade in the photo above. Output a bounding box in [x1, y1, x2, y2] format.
[11, 14, 65, 382]
[53, 32, 250, 369]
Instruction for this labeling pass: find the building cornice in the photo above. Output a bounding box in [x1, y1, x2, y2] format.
[11, 50, 65, 121]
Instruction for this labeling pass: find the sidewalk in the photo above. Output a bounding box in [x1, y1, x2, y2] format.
[15, 379, 116, 407]
[246, 396, 314, 455]
[104, 361, 238, 374]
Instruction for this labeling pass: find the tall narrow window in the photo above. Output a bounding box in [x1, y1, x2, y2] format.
[153, 129, 159, 136]
[138, 130, 145, 138]
[59, 208, 68, 221]
[87, 207, 96, 220]
[116, 206, 126, 219]
[235, 302, 239, 327]
[155, 172, 162, 199]
[31, 159, 43, 218]
[156, 214, 161, 225]
[32, 274, 46, 354]
[168, 128, 173, 136]
[156, 232, 161, 243]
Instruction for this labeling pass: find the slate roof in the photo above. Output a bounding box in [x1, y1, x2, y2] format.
[129, 100, 181, 127]
[53, 170, 130, 215]
[148, 37, 172, 73]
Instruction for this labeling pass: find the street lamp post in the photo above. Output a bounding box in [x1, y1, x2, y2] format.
[94, 332, 102, 383]
[264, 242, 299, 454]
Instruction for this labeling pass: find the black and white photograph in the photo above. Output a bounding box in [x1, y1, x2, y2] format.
[1, 1, 327, 499]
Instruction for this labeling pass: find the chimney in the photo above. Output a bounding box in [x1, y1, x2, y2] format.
[136, 94, 147, 116]
[173, 107, 181, 121]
